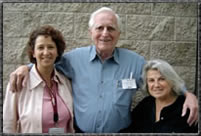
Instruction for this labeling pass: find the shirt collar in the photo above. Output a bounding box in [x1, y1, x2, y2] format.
[89, 45, 120, 64]
[29, 64, 65, 90]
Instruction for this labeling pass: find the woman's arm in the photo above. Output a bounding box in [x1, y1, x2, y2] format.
[3, 83, 19, 133]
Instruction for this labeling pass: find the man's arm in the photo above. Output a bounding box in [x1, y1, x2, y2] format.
[182, 91, 198, 126]
[55, 53, 73, 79]
[9, 65, 30, 92]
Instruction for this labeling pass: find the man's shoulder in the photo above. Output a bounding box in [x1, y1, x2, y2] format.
[117, 48, 145, 64]
[117, 48, 143, 58]
[62, 46, 92, 59]
[68, 46, 92, 54]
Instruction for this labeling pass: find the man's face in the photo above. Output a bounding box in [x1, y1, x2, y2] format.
[89, 11, 120, 55]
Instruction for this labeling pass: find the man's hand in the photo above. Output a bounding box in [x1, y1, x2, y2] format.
[182, 92, 198, 126]
[9, 65, 29, 92]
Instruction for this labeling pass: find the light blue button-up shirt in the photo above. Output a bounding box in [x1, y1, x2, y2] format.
[56, 45, 146, 133]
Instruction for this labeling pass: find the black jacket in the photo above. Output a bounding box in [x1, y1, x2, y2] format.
[120, 95, 198, 133]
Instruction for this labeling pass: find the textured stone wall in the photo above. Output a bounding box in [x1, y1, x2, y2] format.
[3, 3, 198, 103]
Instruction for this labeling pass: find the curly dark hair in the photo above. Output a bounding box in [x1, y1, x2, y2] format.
[27, 25, 66, 63]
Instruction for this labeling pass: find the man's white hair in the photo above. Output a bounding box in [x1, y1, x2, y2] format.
[88, 7, 122, 32]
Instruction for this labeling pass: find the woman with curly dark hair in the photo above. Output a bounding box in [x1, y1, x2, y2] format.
[3, 25, 74, 133]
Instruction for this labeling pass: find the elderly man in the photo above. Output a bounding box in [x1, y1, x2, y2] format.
[9, 7, 198, 133]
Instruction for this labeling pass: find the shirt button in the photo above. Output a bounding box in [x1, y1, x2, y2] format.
[161, 117, 164, 120]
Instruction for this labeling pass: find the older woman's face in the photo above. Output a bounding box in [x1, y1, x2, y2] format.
[147, 69, 172, 100]
[33, 35, 58, 69]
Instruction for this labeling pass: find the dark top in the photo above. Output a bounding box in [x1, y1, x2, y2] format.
[120, 95, 198, 133]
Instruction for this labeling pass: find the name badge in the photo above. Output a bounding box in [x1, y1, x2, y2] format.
[122, 79, 137, 89]
[49, 127, 64, 134]
[117, 72, 137, 89]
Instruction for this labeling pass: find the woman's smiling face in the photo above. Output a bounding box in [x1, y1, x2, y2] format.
[33, 35, 58, 69]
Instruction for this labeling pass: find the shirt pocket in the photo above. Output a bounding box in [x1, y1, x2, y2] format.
[112, 80, 134, 107]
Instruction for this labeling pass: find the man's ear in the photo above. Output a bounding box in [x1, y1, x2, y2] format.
[88, 28, 93, 41]
[88, 28, 92, 36]
[118, 31, 121, 37]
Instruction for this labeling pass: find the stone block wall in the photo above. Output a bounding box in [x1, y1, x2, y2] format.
[3, 2, 198, 102]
